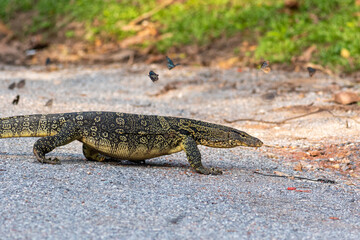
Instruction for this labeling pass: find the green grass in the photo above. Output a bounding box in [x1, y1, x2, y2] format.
[1, 0, 360, 72]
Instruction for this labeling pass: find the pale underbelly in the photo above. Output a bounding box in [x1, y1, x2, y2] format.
[80, 137, 184, 161]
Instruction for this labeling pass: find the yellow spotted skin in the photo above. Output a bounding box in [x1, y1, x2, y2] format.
[0, 112, 263, 175]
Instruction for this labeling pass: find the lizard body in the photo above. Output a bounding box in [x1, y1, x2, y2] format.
[0, 112, 262, 175]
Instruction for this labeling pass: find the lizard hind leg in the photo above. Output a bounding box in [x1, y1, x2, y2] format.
[82, 144, 108, 162]
[33, 120, 82, 164]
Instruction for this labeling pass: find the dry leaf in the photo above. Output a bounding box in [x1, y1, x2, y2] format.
[0, 20, 13, 35]
[340, 48, 350, 59]
[8, 82, 16, 90]
[45, 99, 53, 107]
[334, 91, 360, 105]
[95, 38, 102, 47]
[273, 171, 288, 177]
[146, 54, 164, 64]
[345, 181, 355, 186]
[120, 25, 158, 48]
[298, 45, 317, 62]
[332, 164, 340, 169]
[16, 79, 26, 88]
[295, 189, 311, 193]
[284, 0, 299, 9]
[350, 173, 359, 178]
[266, 153, 278, 159]
[308, 150, 323, 157]
[218, 57, 239, 69]
[309, 13, 319, 24]
[249, 45, 257, 51]
[293, 162, 303, 171]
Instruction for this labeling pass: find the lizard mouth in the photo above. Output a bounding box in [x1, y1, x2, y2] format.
[249, 138, 263, 147]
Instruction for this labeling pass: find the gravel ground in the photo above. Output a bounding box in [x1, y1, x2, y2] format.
[0, 64, 359, 239]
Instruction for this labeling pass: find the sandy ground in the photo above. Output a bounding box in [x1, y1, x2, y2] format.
[0, 64, 359, 239]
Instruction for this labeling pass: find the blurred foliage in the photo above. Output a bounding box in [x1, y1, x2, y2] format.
[0, 0, 360, 72]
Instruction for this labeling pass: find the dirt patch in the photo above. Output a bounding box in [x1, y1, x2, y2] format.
[263, 142, 360, 183]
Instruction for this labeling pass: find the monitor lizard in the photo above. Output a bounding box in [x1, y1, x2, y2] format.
[0, 112, 263, 175]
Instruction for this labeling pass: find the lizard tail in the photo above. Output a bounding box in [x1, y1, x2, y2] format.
[0, 114, 63, 138]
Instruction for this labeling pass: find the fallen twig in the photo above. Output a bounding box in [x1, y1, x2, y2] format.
[224, 108, 360, 125]
[263, 144, 283, 148]
[128, 0, 174, 26]
[253, 170, 336, 184]
[224, 109, 325, 124]
[131, 103, 151, 108]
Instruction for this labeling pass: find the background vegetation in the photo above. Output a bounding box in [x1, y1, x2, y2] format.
[0, 0, 359, 72]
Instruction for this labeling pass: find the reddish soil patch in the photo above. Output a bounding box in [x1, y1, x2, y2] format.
[264, 142, 360, 179]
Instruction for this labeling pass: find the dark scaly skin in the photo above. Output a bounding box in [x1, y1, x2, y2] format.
[0, 112, 263, 175]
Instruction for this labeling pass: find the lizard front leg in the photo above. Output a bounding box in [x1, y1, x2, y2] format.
[33, 120, 82, 164]
[182, 136, 222, 175]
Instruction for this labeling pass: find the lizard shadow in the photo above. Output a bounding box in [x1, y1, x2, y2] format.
[98, 158, 190, 171]
[0, 152, 217, 172]
[0, 152, 83, 160]
[0, 152, 187, 166]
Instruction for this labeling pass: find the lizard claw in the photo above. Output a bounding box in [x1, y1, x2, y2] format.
[42, 157, 61, 165]
[210, 167, 223, 175]
[196, 167, 223, 175]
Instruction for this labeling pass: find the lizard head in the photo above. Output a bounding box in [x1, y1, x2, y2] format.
[196, 127, 263, 148]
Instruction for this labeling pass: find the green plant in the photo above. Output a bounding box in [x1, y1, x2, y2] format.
[0, 0, 359, 72]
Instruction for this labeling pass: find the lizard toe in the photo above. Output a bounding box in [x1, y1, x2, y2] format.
[43, 157, 61, 165]
[210, 167, 223, 175]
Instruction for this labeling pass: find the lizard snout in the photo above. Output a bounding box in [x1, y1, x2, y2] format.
[253, 138, 263, 147]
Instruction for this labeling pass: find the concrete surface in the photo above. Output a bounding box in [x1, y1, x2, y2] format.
[0, 64, 359, 239]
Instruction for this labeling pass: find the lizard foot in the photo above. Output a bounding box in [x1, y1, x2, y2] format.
[41, 157, 61, 165]
[85, 156, 107, 162]
[196, 167, 223, 175]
